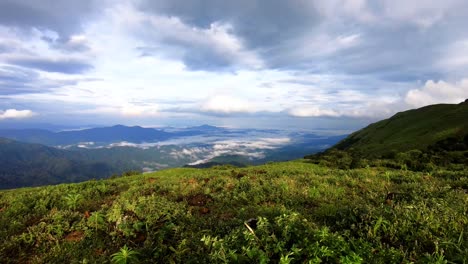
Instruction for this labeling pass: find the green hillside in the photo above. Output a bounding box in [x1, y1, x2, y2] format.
[1, 102, 468, 263]
[334, 101, 468, 157]
[1, 160, 467, 263]
[0, 138, 123, 189]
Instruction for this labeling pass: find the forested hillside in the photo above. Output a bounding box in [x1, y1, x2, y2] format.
[0, 138, 122, 189]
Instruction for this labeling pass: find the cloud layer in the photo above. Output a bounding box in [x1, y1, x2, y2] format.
[0, 0, 468, 128]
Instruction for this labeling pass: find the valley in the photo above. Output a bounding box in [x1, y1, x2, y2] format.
[0, 102, 467, 263]
[0, 125, 346, 189]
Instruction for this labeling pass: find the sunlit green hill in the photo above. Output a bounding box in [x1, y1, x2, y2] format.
[334, 101, 468, 157]
[1, 160, 467, 263]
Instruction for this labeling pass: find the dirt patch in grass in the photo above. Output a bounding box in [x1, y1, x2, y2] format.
[232, 171, 247, 179]
[186, 194, 213, 206]
[188, 178, 198, 185]
[199, 207, 210, 214]
[64, 231, 84, 242]
[94, 248, 106, 256]
[25, 216, 42, 226]
[147, 178, 157, 184]
[132, 232, 147, 244]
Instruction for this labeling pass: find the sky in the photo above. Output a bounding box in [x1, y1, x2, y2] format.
[1, 0, 468, 130]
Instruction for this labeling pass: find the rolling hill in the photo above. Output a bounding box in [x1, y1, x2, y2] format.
[333, 100, 468, 157]
[0, 102, 467, 262]
[0, 138, 122, 189]
[0, 125, 172, 146]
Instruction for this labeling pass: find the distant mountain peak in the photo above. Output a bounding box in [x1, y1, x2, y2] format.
[111, 124, 140, 128]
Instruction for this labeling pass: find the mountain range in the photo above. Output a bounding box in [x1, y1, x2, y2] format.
[0, 125, 172, 146]
[1, 101, 467, 189]
[0, 125, 344, 189]
[0, 101, 467, 262]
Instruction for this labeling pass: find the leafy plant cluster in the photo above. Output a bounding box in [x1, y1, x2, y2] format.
[306, 139, 468, 172]
[0, 160, 467, 263]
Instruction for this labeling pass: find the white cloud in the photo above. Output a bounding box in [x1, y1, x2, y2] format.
[289, 106, 340, 117]
[288, 97, 402, 119]
[291, 78, 468, 118]
[201, 95, 254, 114]
[187, 137, 291, 165]
[121, 103, 159, 117]
[73, 103, 159, 118]
[405, 79, 468, 107]
[0, 109, 36, 120]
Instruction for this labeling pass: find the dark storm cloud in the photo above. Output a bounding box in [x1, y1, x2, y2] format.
[0, 0, 99, 39]
[8, 57, 93, 74]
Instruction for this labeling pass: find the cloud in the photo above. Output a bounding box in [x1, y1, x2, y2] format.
[0, 65, 40, 94]
[137, 0, 468, 77]
[0, 109, 36, 120]
[49, 35, 91, 53]
[123, 7, 262, 71]
[289, 106, 340, 117]
[121, 104, 159, 117]
[288, 78, 468, 118]
[7, 57, 93, 74]
[74, 103, 160, 118]
[438, 39, 468, 75]
[200, 95, 254, 114]
[405, 79, 468, 107]
[0, 0, 100, 39]
[187, 136, 291, 165]
[0, 1, 467, 128]
[137, 0, 318, 70]
[0, 65, 91, 95]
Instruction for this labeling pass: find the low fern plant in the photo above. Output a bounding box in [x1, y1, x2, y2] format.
[111, 245, 139, 264]
[64, 193, 82, 211]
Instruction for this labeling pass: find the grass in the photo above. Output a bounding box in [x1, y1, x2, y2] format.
[335, 103, 468, 157]
[0, 160, 467, 263]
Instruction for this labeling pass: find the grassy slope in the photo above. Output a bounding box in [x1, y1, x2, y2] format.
[1, 160, 467, 263]
[334, 103, 468, 156]
[0, 138, 119, 189]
